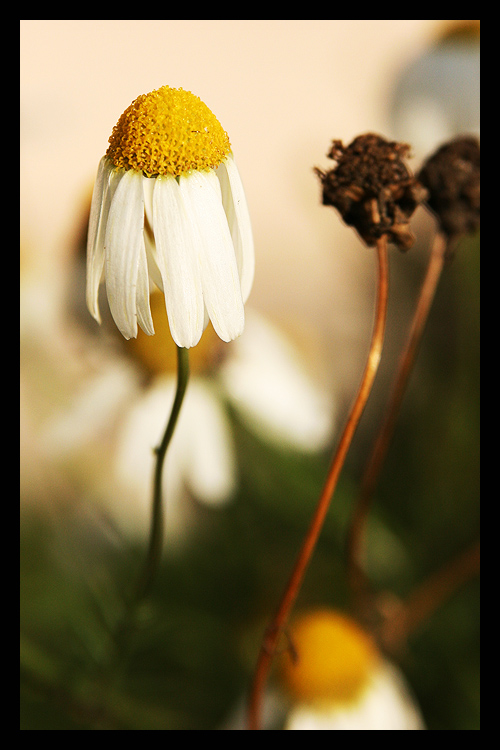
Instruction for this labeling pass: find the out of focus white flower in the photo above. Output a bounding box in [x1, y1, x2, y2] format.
[280, 609, 425, 730]
[113, 375, 236, 542]
[41, 289, 335, 544]
[220, 310, 334, 452]
[285, 661, 424, 730]
[110, 300, 334, 542]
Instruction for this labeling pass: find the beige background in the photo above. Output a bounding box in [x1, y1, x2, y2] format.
[20, 19, 450, 390]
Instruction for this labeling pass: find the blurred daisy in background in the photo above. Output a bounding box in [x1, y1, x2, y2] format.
[41, 288, 336, 545]
[280, 608, 425, 730]
[390, 20, 480, 161]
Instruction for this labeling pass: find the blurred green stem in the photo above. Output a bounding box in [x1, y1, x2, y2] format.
[134, 344, 190, 602]
[90, 345, 189, 702]
[105, 344, 189, 677]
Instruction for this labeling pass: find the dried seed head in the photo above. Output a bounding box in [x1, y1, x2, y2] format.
[418, 136, 480, 239]
[315, 133, 427, 250]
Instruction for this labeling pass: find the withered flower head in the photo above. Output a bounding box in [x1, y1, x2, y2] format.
[315, 133, 427, 251]
[418, 136, 480, 239]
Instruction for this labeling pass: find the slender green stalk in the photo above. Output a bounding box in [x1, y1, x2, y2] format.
[98, 345, 190, 689]
[134, 344, 190, 602]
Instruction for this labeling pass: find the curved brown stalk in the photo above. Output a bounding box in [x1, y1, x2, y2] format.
[378, 539, 480, 653]
[346, 231, 449, 612]
[247, 235, 389, 730]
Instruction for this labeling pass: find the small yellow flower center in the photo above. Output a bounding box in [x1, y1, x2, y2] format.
[281, 610, 378, 705]
[106, 85, 231, 178]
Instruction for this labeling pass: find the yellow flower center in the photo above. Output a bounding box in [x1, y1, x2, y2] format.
[281, 610, 378, 705]
[128, 290, 226, 375]
[106, 85, 231, 178]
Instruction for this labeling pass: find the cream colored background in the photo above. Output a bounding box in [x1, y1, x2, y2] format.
[20, 19, 447, 390]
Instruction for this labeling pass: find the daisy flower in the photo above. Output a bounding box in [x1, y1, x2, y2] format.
[280, 609, 425, 730]
[86, 85, 254, 348]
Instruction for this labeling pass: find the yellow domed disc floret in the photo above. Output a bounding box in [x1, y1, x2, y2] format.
[281, 609, 378, 705]
[106, 85, 231, 178]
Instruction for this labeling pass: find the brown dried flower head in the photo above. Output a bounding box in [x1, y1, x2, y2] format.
[418, 136, 480, 239]
[315, 133, 427, 250]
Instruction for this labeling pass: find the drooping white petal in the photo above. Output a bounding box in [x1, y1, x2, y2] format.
[220, 310, 335, 451]
[217, 155, 255, 303]
[86, 157, 111, 322]
[141, 175, 164, 292]
[153, 174, 205, 348]
[143, 228, 164, 293]
[142, 172, 155, 228]
[179, 170, 244, 343]
[136, 242, 155, 336]
[104, 169, 146, 339]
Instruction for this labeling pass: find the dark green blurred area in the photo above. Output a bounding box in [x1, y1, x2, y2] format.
[20, 232, 479, 730]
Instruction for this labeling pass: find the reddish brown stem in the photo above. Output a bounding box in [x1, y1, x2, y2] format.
[247, 236, 389, 730]
[378, 540, 480, 653]
[347, 231, 449, 611]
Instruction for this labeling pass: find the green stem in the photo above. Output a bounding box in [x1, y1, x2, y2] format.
[134, 344, 190, 602]
[94, 346, 190, 694]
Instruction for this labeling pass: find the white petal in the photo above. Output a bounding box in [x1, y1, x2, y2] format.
[141, 175, 165, 292]
[285, 662, 425, 730]
[179, 170, 244, 343]
[220, 310, 335, 451]
[86, 157, 112, 322]
[217, 155, 255, 302]
[142, 172, 155, 229]
[178, 380, 236, 504]
[153, 174, 204, 348]
[136, 241, 155, 336]
[125, 178, 156, 336]
[104, 169, 145, 339]
[143, 228, 164, 293]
